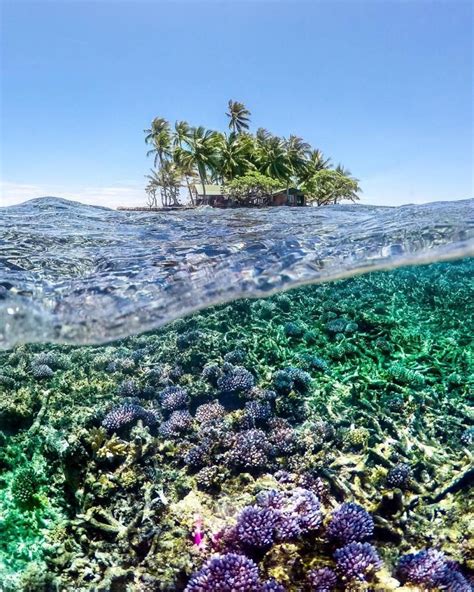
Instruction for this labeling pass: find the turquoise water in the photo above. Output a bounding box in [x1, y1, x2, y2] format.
[0, 199, 473, 591]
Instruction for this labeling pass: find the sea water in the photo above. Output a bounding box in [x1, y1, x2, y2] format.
[0, 198, 472, 591]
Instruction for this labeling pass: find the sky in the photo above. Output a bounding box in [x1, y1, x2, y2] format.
[0, 0, 472, 208]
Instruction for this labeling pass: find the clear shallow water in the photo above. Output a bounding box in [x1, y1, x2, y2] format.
[0, 197, 472, 349]
[0, 258, 472, 591]
[0, 198, 473, 591]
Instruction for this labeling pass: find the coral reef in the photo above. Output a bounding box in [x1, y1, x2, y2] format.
[0, 259, 473, 591]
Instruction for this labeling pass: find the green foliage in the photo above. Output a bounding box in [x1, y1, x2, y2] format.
[223, 171, 281, 205]
[144, 100, 362, 207]
[302, 168, 361, 205]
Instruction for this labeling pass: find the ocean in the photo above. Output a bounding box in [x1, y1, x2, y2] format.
[0, 198, 473, 591]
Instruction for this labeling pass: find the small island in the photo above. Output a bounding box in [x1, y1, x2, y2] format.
[135, 101, 361, 209]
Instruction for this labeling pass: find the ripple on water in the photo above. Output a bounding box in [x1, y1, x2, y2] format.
[0, 197, 472, 348]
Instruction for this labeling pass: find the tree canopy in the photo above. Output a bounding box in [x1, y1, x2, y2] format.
[143, 100, 361, 207]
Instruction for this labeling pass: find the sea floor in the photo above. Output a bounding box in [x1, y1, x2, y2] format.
[0, 259, 472, 591]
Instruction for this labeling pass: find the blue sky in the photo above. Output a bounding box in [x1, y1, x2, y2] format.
[1, 0, 472, 207]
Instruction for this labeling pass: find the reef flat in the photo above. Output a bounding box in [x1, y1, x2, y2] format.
[0, 259, 472, 591]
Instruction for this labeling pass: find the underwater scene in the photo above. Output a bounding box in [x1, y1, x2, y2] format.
[0, 199, 473, 592]
[0, 257, 473, 591]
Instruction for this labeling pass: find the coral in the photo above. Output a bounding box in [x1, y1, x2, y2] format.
[31, 363, 54, 379]
[261, 579, 287, 592]
[176, 329, 202, 350]
[102, 403, 157, 432]
[159, 409, 193, 437]
[244, 401, 273, 425]
[460, 427, 473, 447]
[326, 503, 374, 545]
[299, 354, 329, 372]
[202, 363, 223, 386]
[227, 429, 273, 471]
[386, 463, 412, 489]
[159, 385, 190, 412]
[325, 318, 349, 335]
[217, 365, 255, 394]
[307, 567, 338, 591]
[397, 548, 448, 587]
[273, 367, 311, 395]
[195, 400, 225, 423]
[436, 567, 472, 591]
[284, 322, 305, 338]
[334, 542, 382, 581]
[254, 487, 322, 542]
[11, 468, 39, 508]
[389, 363, 425, 387]
[224, 349, 246, 365]
[116, 379, 140, 397]
[184, 553, 262, 592]
[235, 506, 279, 549]
[345, 427, 369, 448]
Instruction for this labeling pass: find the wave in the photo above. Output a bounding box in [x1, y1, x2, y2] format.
[0, 197, 472, 349]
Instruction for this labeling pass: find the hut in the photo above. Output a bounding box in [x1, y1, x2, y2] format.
[192, 183, 306, 207]
[192, 184, 229, 207]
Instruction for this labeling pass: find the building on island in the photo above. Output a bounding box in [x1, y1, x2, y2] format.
[192, 184, 306, 207]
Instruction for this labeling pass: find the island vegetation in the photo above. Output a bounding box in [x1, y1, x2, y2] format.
[144, 100, 361, 208]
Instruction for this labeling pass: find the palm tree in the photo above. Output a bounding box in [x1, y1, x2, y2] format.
[335, 163, 361, 195]
[298, 149, 331, 185]
[214, 132, 255, 182]
[256, 135, 292, 183]
[174, 126, 220, 201]
[285, 135, 311, 183]
[173, 120, 191, 148]
[226, 100, 251, 134]
[144, 117, 171, 166]
[147, 163, 182, 207]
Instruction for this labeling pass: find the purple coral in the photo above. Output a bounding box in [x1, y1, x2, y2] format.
[397, 549, 448, 587]
[227, 429, 273, 471]
[307, 567, 338, 591]
[326, 502, 374, 545]
[255, 488, 322, 542]
[243, 401, 273, 426]
[437, 568, 472, 592]
[386, 462, 411, 489]
[102, 404, 157, 432]
[116, 379, 140, 398]
[235, 506, 279, 549]
[159, 409, 193, 437]
[217, 365, 255, 394]
[287, 487, 322, 532]
[334, 542, 382, 581]
[159, 385, 189, 412]
[261, 579, 286, 592]
[184, 553, 262, 592]
[195, 400, 225, 423]
[202, 364, 223, 387]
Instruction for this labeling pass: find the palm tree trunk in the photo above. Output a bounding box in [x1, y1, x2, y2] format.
[185, 176, 195, 205]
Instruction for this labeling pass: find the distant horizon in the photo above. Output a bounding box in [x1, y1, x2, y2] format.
[1, 1, 472, 209]
[2, 194, 472, 211]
